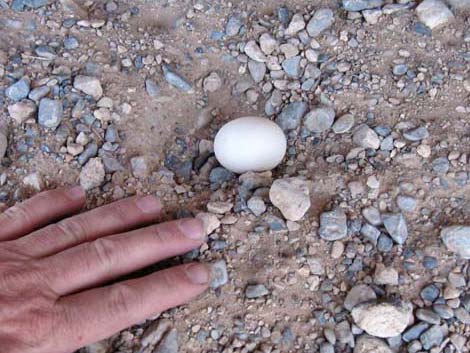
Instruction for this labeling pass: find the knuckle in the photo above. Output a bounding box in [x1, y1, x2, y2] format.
[90, 238, 119, 269]
[2, 203, 32, 224]
[55, 217, 88, 244]
[107, 283, 136, 316]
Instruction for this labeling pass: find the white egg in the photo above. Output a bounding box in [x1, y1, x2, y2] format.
[214, 117, 287, 173]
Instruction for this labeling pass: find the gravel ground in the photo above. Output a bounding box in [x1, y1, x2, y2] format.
[0, 0, 469, 352]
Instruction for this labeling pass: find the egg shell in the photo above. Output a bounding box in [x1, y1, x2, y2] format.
[214, 117, 287, 173]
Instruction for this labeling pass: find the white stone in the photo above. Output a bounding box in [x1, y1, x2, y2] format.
[374, 264, 399, 285]
[259, 33, 278, 55]
[8, 100, 36, 124]
[244, 40, 267, 62]
[196, 212, 221, 235]
[207, 201, 233, 214]
[354, 336, 393, 353]
[74, 75, 103, 99]
[269, 177, 310, 221]
[353, 124, 380, 150]
[352, 302, 413, 338]
[80, 158, 105, 190]
[416, 0, 454, 29]
[286, 14, 306, 35]
[23, 172, 44, 191]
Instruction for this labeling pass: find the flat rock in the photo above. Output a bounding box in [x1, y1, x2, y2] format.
[269, 177, 310, 221]
[162, 65, 192, 92]
[8, 100, 36, 123]
[275, 101, 308, 131]
[74, 75, 103, 99]
[203, 72, 222, 92]
[374, 264, 399, 285]
[0, 132, 7, 160]
[319, 208, 348, 241]
[145, 79, 160, 97]
[130, 156, 150, 178]
[225, 15, 243, 36]
[440, 226, 470, 259]
[403, 126, 429, 141]
[352, 301, 413, 338]
[344, 284, 377, 311]
[307, 8, 334, 37]
[244, 40, 267, 62]
[362, 206, 382, 226]
[382, 213, 408, 244]
[304, 106, 335, 133]
[80, 158, 105, 190]
[332, 114, 355, 134]
[207, 201, 233, 214]
[38, 98, 63, 130]
[342, 0, 384, 11]
[247, 196, 266, 216]
[416, 0, 454, 29]
[353, 124, 381, 149]
[354, 336, 393, 353]
[210, 260, 228, 289]
[245, 284, 269, 298]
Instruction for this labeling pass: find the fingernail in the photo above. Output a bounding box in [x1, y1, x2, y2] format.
[178, 218, 205, 240]
[184, 263, 210, 285]
[67, 186, 85, 200]
[136, 195, 162, 214]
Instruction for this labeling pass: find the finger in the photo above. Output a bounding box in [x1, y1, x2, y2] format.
[0, 186, 85, 241]
[44, 218, 205, 295]
[57, 263, 209, 350]
[15, 195, 163, 258]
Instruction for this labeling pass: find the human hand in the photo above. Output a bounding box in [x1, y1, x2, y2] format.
[0, 186, 209, 353]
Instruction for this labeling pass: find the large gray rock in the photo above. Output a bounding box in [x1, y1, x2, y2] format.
[352, 301, 413, 338]
[354, 336, 393, 353]
[307, 8, 334, 37]
[319, 209, 348, 241]
[269, 177, 311, 221]
[441, 226, 470, 259]
[416, 0, 454, 29]
[38, 98, 63, 130]
[5, 78, 30, 101]
[248, 60, 266, 83]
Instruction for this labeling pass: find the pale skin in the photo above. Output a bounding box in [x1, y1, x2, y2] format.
[0, 186, 210, 353]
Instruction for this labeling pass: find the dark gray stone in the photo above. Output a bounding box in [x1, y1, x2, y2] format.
[416, 309, 441, 324]
[38, 98, 63, 130]
[78, 142, 98, 165]
[105, 125, 119, 143]
[420, 284, 440, 302]
[209, 167, 234, 184]
[403, 322, 429, 342]
[432, 304, 454, 319]
[403, 126, 429, 141]
[422, 256, 438, 270]
[275, 101, 308, 131]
